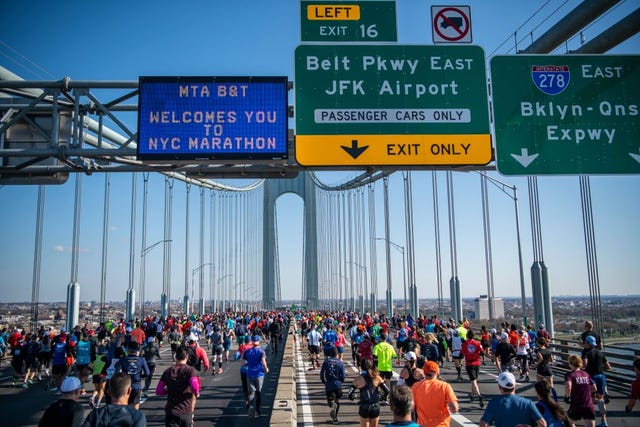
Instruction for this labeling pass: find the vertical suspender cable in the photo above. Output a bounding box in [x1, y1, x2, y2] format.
[100, 174, 110, 323]
[184, 184, 190, 314]
[31, 185, 45, 332]
[432, 172, 444, 318]
[368, 183, 378, 313]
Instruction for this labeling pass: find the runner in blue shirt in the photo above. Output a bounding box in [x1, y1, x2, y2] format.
[242, 335, 269, 419]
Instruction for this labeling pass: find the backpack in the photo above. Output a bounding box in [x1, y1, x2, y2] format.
[186, 346, 202, 371]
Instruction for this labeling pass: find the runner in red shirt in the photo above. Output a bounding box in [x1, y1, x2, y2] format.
[461, 329, 484, 408]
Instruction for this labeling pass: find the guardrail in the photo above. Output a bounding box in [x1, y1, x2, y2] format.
[271, 322, 297, 427]
[549, 338, 639, 393]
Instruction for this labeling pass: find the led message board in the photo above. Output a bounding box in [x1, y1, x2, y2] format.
[137, 76, 288, 161]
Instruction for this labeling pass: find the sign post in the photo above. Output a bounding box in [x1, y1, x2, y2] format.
[300, 1, 397, 42]
[294, 44, 491, 167]
[491, 55, 640, 175]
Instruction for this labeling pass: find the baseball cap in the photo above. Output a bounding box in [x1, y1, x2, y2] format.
[252, 335, 261, 343]
[539, 324, 545, 329]
[147, 336, 155, 343]
[60, 376, 82, 393]
[187, 334, 198, 342]
[586, 335, 597, 346]
[424, 360, 440, 375]
[405, 351, 417, 361]
[497, 372, 516, 389]
[125, 327, 133, 333]
[501, 332, 509, 340]
[490, 328, 497, 334]
[60, 327, 66, 333]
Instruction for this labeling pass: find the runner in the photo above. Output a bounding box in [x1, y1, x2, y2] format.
[461, 329, 484, 408]
[348, 358, 390, 427]
[210, 325, 225, 375]
[155, 346, 200, 427]
[141, 336, 160, 397]
[114, 341, 150, 410]
[385, 385, 421, 427]
[242, 335, 269, 419]
[320, 346, 346, 425]
[565, 354, 597, 427]
[412, 362, 459, 427]
[372, 332, 396, 397]
[307, 323, 322, 370]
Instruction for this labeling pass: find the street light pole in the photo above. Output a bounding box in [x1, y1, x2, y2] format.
[140, 239, 172, 318]
[477, 172, 527, 326]
[217, 274, 232, 312]
[191, 263, 213, 315]
[347, 261, 368, 313]
[374, 237, 406, 314]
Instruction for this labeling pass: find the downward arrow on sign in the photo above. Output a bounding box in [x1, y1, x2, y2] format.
[511, 148, 539, 168]
[341, 140, 369, 159]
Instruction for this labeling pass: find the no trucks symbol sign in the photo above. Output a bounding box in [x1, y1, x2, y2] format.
[432, 6, 472, 43]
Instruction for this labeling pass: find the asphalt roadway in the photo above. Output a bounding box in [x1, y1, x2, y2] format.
[0, 340, 284, 427]
[294, 338, 639, 427]
[1, 332, 638, 426]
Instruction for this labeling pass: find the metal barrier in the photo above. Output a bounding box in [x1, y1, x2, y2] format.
[549, 338, 639, 393]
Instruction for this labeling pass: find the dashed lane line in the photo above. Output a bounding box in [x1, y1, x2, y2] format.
[294, 338, 315, 426]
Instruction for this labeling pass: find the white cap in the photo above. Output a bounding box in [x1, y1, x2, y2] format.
[60, 376, 82, 393]
[497, 372, 516, 389]
[405, 351, 417, 361]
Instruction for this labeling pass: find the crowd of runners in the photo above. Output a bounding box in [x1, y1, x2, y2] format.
[295, 312, 631, 427]
[0, 310, 638, 427]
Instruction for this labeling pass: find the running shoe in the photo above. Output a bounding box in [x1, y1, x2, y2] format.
[218, 368, 223, 374]
[333, 419, 340, 425]
[479, 396, 485, 408]
[22, 383, 29, 388]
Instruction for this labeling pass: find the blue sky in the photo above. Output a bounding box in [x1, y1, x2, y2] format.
[0, 0, 638, 305]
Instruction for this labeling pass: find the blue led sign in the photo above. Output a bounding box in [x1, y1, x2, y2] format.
[137, 76, 288, 160]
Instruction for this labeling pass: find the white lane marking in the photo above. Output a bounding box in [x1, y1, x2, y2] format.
[294, 338, 315, 426]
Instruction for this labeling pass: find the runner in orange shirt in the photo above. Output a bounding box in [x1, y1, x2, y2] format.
[411, 361, 459, 427]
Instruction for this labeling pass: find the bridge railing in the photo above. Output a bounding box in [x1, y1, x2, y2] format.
[549, 338, 639, 393]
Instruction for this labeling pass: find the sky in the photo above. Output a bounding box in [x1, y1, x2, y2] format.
[0, 0, 639, 306]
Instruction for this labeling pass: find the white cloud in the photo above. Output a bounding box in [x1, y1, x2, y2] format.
[53, 245, 65, 252]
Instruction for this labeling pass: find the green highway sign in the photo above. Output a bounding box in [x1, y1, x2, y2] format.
[300, 1, 397, 42]
[294, 44, 491, 166]
[295, 45, 492, 166]
[491, 55, 640, 175]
